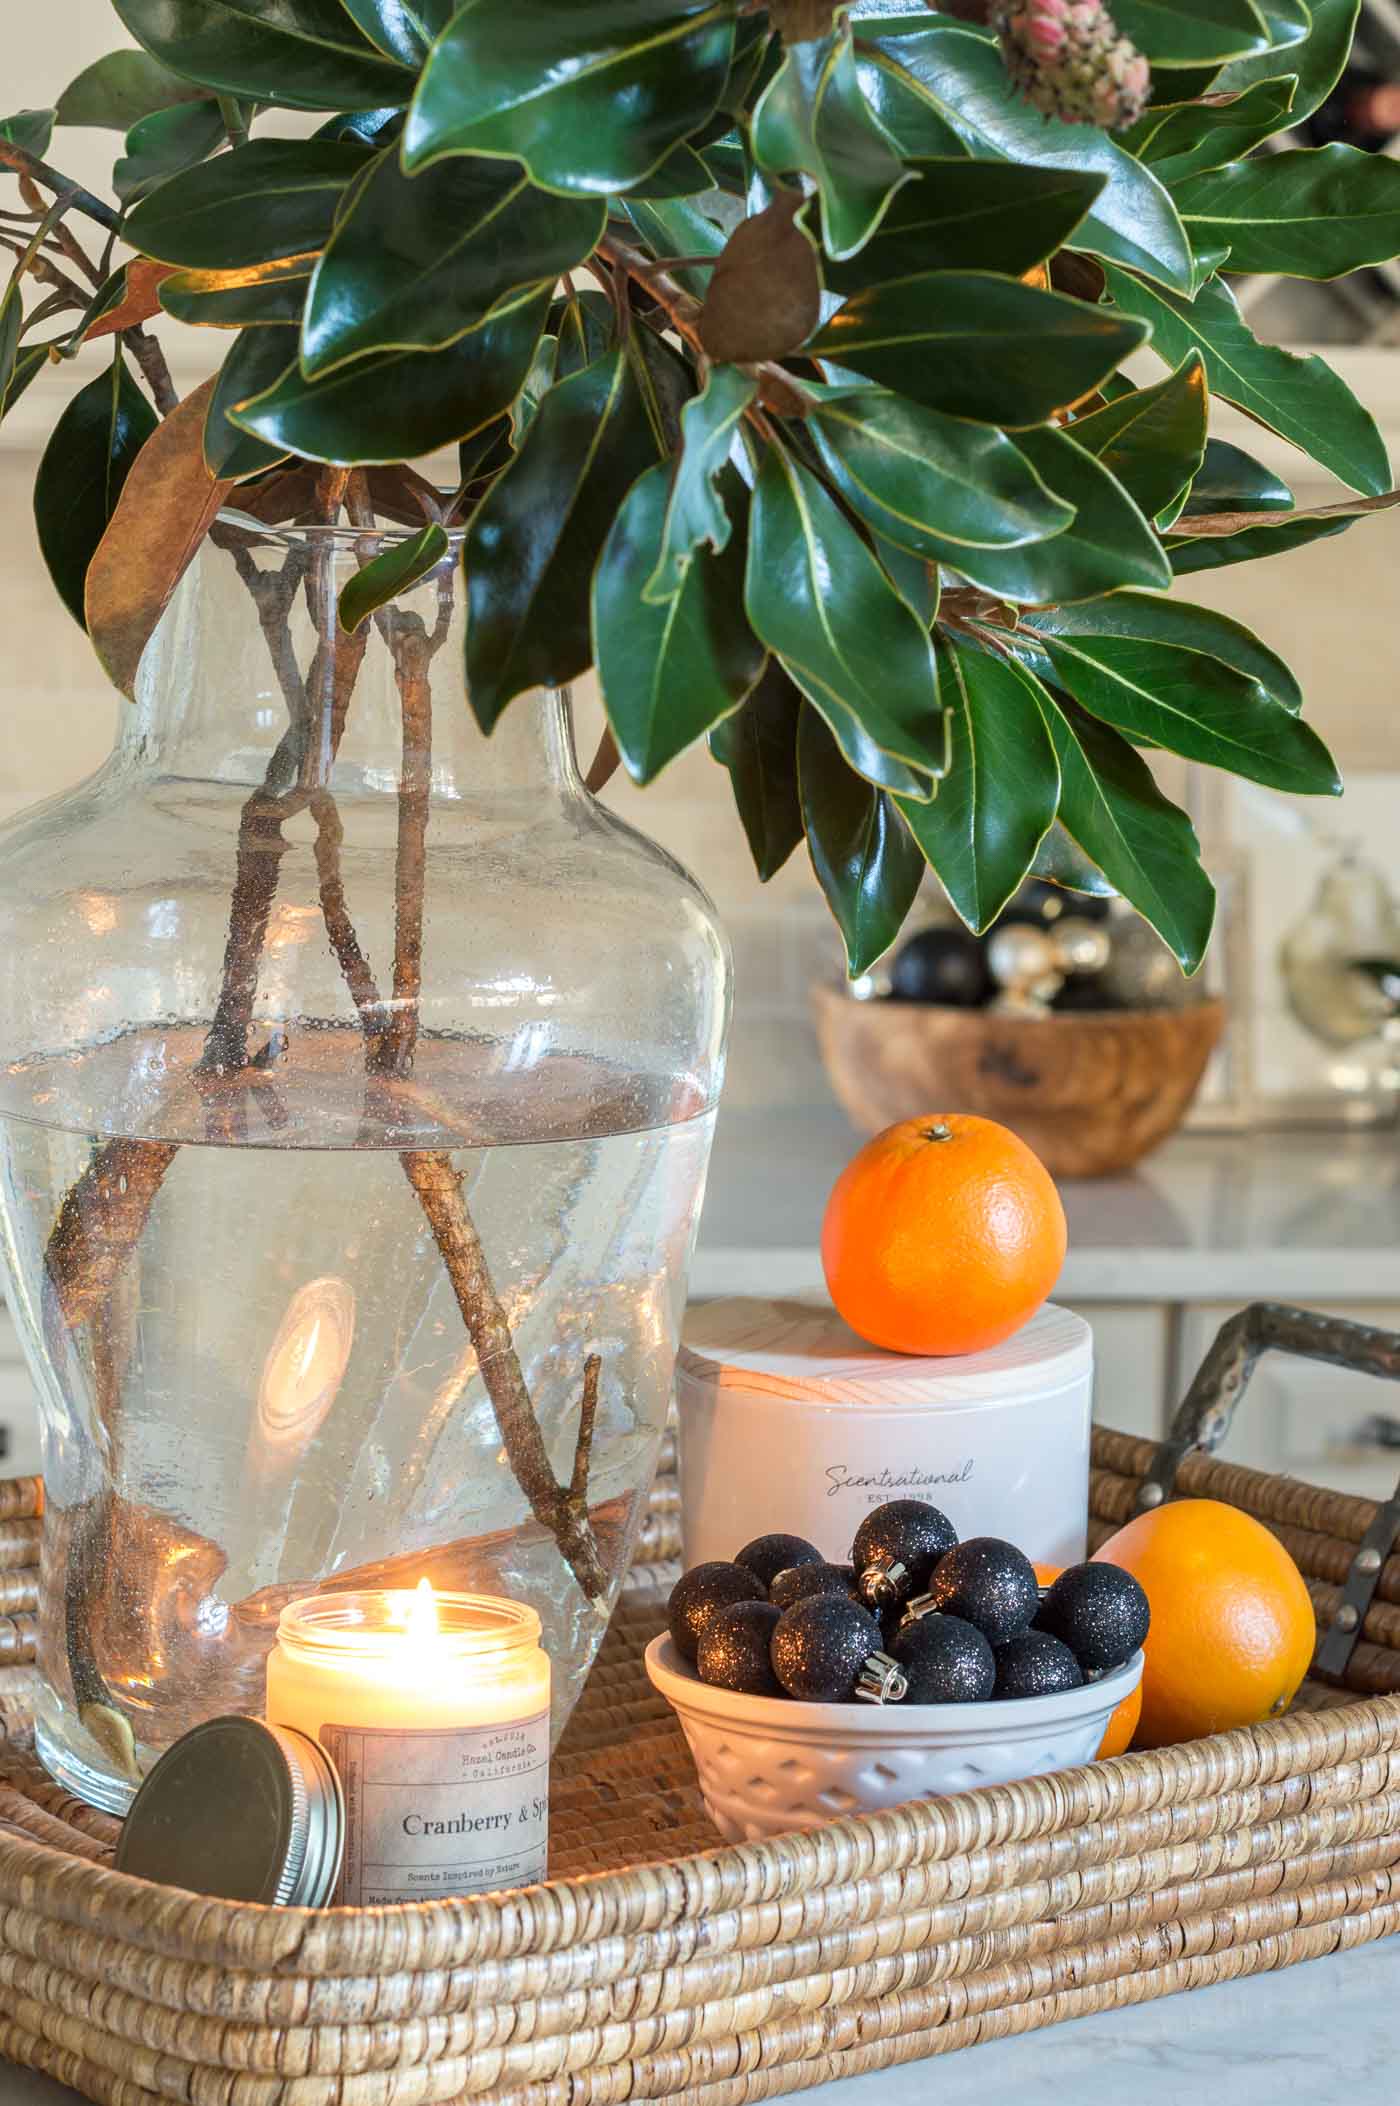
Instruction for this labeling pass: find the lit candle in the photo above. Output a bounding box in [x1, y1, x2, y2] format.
[265, 1581, 550, 1905]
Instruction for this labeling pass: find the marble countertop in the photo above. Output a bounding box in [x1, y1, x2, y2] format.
[694, 1102, 1400, 1303]
[5, 1935, 1396, 2105]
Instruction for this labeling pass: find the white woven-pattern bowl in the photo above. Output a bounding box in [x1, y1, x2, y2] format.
[645, 1634, 1143, 1843]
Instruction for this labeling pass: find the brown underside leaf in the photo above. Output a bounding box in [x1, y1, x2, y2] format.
[699, 187, 822, 365]
[1174, 488, 1400, 537]
[768, 0, 845, 38]
[227, 461, 444, 528]
[85, 377, 233, 697]
[84, 260, 176, 342]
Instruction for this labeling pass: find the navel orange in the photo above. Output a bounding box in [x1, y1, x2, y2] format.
[1093, 1500, 1316, 1748]
[1096, 1678, 1143, 1758]
[821, 1114, 1066, 1356]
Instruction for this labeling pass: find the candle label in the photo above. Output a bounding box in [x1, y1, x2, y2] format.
[322, 1711, 550, 1906]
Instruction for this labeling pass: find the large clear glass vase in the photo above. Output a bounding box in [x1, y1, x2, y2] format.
[0, 517, 729, 1811]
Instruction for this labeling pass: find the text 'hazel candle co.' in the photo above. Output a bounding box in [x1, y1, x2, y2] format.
[265, 1580, 550, 1905]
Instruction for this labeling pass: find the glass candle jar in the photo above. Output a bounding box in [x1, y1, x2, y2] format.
[266, 1583, 550, 1905]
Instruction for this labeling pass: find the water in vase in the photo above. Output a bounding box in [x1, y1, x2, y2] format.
[0, 1023, 713, 1813]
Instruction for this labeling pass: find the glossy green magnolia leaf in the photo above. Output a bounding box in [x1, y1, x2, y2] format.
[55, 49, 210, 128]
[510, 333, 556, 445]
[875, 536, 939, 625]
[1125, 76, 1297, 182]
[464, 350, 660, 728]
[798, 705, 926, 977]
[112, 0, 413, 112]
[1041, 692, 1215, 972]
[405, 0, 736, 196]
[1174, 146, 1400, 279]
[312, 107, 404, 145]
[628, 143, 714, 198]
[0, 110, 56, 154]
[339, 522, 450, 631]
[922, 424, 1170, 601]
[230, 286, 550, 463]
[709, 660, 806, 883]
[810, 273, 1145, 430]
[1103, 266, 1389, 497]
[644, 365, 756, 604]
[1108, 0, 1270, 65]
[204, 325, 297, 479]
[751, 26, 912, 261]
[858, 25, 1193, 294]
[622, 195, 731, 298]
[338, 0, 455, 66]
[896, 637, 1060, 933]
[1168, 512, 1355, 575]
[1067, 353, 1208, 522]
[0, 283, 22, 411]
[302, 151, 601, 376]
[1211, 0, 1357, 121]
[159, 254, 317, 331]
[1031, 820, 1118, 899]
[1027, 615, 1338, 794]
[1025, 591, 1302, 712]
[1183, 437, 1292, 516]
[125, 141, 369, 269]
[115, 99, 225, 203]
[33, 353, 159, 628]
[808, 387, 1073, 554]
[2, 341, 54, 423]
[595, 460, 764, 782]
[745, 447, 944, 799]
[825, 159, 1105, 294]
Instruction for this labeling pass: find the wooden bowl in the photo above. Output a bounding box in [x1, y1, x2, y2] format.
[811, 985, 1226, 1178]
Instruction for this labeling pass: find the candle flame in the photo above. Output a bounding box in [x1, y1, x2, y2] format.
[406, 1576, 439, 1644]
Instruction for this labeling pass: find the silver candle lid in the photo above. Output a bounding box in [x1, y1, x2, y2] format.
[115, 1716, 344, 1907]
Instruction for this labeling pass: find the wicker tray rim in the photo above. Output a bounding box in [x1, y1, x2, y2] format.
[4, 1691, 1400, 1978]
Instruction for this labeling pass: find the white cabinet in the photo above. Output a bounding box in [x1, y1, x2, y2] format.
[1179, 1302, 1400, 1501]
[1067, 1302, 1170, 1443]
[0, 1305, 39, 1478]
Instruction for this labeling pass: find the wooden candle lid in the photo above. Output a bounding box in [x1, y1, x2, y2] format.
[679, 1296, 1091, 1410]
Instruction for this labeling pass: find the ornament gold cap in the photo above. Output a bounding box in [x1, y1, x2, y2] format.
[900, 1592, 940, 1628]
[855, 1651, 909, 1705]
[858, 1555, 909, 1609]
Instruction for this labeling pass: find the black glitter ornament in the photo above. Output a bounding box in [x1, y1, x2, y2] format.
[907, 1536, 1040, 1647]
[891, 1613, 995, 1704]
[1035, 1561, 1150, 1672]
[993, 1630, 1084, 1700]
[769, 1561, 860, 1611]
[696, 1600, 785, 1697]
[668, 1562, 766, 1662]
[851, 1500, 959, 1610]
[734, 1533, 823, 1592]
[889, 927, 992, 1008]
[770, 1596, 906, 1705]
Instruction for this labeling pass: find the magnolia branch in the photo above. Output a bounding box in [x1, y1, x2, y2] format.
[0, 141, 120, 233]
[596, 231, 812, 418]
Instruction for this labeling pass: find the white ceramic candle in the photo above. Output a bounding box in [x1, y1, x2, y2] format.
[265, 1582, 550, 1905]
[677, 1296, 1093, 1570]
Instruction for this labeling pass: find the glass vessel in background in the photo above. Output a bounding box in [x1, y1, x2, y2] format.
[0, 516, 730, 1811]
[1280, 841, 1400, 1117]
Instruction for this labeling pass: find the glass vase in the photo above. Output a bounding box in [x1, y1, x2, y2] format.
[0, 515, 729, 1811]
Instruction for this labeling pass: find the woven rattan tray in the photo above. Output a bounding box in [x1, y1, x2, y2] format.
[4, 1302, 1400, 2105]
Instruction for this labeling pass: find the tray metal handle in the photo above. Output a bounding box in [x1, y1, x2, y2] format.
[1135, 1302, 1400, 1682]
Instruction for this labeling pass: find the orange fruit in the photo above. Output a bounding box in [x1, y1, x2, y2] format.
[1096, 1679, 1143, 1759]
[821, 1114, 1066, 1357]
[1093, 1500, 1315, 1748]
